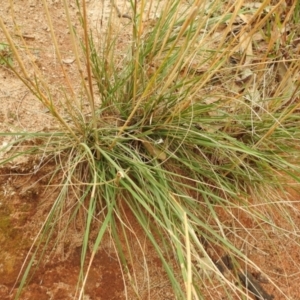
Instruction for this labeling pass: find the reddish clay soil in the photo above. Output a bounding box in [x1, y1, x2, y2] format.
[0, 162, 176, 300]
[1, 158, 300, 299]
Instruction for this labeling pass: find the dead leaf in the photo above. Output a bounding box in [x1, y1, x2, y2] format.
[238, 13, 252, 24]
[252, 31, 264, 41]
[62, 58, 75, 64]
[245, 85, 260, 104]
[276, 61, 297, 100]
[141, 139, 167, 161]
[15, 33, 35, 40]
[196, 257, 216, 278]
[0, 140, 13, 159]
[238, 68, 253, 82]
[239, 31, 253, 65]
[243, 2, 265, 10]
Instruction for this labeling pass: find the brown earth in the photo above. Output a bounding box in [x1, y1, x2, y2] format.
[0, 161, 176, 300]
[1, 0, 300, 299]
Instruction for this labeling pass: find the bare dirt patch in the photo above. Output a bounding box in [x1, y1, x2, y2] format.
[0, 161, 175, 300]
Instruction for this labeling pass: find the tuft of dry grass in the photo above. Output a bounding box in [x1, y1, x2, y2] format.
[1, 0, 300, 299]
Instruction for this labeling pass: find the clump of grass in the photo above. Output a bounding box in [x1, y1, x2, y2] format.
[1, 0, 300, 299]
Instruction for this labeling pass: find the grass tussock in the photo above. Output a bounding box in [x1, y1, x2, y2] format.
[1, 0, 300, 299]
